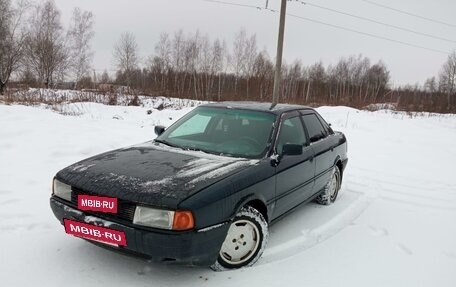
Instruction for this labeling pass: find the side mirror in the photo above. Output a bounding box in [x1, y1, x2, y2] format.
[154, 125, 166, 136]
[282, 144, 303, 156]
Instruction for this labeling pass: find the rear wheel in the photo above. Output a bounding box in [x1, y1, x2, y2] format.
[211, 206, 268, 271]
[316, 165, 341, 205]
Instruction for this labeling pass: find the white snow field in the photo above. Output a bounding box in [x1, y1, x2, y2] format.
[1, 101, 456, 286]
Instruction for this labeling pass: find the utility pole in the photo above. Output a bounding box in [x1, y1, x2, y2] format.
[271, 0, 287, 106]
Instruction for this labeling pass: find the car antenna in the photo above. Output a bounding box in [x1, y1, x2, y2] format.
[269, 102, 277, 110]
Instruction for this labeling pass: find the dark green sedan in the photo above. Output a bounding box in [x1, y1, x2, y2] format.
[50, 102, 348, 270]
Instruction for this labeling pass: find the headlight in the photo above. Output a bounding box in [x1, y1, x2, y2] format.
[133, 206, 194, 231]
[133, 207, 174, 229]
[53, 178, 72, 201]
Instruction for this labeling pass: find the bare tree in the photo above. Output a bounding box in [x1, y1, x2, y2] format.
[231, 29, 247, 94]
[284, 60, 302, 101]
[170, 29, 185, 94]
[171, 30, 184, 71]
[211, 39, 226, 100]
[242, 33, 257, 97]
[24, 0, 68, 88]
[199, 34, 212, 99]
[439, 51, 456, 108]
[0, 0, 12, 93]
[100, 70, 110, 84]
[253, 51, 274, 100]
[113, 32, 139, 87]
[424, 76, 437, 93]
[366, 61, 390, 102]
[0, 0, 28, 94]
[67, 7, 94, 89]
[352, 55, 370, 102]
[307, 61, 326, 101]
[152, 32, 171, 90]
[184, 30, 202, 99]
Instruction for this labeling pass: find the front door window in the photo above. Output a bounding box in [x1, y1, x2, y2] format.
[276, 117, 307, 155]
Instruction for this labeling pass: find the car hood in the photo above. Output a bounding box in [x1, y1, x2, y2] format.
[56, 141, 258, 208]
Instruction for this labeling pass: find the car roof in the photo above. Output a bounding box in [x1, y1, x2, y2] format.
[199, 101, 314, 115]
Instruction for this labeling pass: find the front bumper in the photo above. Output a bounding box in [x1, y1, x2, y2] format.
[50, 197, 229, 266]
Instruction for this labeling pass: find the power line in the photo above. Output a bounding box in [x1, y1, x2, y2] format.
[201, 0, 450, 54]
[292, 1, 456, 44]
[282, 11, 449, 54]
[202, 0, 262, 10]
[361, 0, 456, 28]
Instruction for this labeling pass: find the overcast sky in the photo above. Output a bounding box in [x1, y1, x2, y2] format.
[53, 0, 456, 86]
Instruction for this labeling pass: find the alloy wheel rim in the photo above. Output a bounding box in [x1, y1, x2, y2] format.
[220, 219, 260, 265]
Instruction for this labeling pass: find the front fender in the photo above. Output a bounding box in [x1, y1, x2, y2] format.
[179, 160, 275, 229]
[232, 193, 271, 223]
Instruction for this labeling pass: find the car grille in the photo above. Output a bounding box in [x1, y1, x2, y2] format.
[70, 187, 136, 222]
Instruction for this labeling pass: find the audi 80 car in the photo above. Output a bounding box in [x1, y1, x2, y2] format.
[50, 102, 348, 270]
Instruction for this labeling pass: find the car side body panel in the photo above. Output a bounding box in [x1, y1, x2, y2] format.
[272, 144, 315, 220]
[311, 135, 339, 193]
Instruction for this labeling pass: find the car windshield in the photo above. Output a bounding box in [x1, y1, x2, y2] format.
[156, 106, 276, 158]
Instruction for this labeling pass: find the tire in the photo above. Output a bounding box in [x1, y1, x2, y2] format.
[210, 206, 268, 271]
[316, 165, 341, 205]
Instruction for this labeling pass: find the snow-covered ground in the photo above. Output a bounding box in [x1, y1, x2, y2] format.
[1, 101, 455, 286]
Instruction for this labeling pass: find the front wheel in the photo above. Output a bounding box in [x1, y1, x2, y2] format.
[211, 206, 268, 271]
[316, 165, 341, 205]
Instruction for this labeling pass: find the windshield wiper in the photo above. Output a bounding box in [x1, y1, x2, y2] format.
[183, 146, 209, 153]
[154, 139, 179, 148]
[182, 146, 218, 156]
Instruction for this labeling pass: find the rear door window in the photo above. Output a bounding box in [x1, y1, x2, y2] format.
[302, 114, 327, 143]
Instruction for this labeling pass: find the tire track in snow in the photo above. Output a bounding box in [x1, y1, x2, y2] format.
[258, 184, 379, 265]
[378, 195, 456, 212]
[346, 170, 456, 211]
[349, 166, 456, 195]
[379, 187, 454, 203]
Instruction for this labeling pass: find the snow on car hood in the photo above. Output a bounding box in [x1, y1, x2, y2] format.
[56, 141, 258, 208]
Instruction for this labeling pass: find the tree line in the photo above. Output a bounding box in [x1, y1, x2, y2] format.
[1, 0, 455, 113]
[112, 29, 393, 106]
[112, 29, 456, 113]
